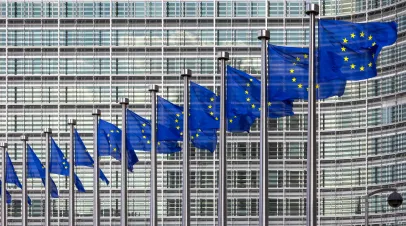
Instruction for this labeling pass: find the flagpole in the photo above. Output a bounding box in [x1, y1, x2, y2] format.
[148, 85, 159, 226]
[181, 69, 192, 226]
[44, 128, 52, 226]
[258, 29, 270, 226]
[218, 51, 229, 226]
[119, 98, 129, 226]
[305, 4, 319, 226]
[92, 109, 101, 226]
[68, 119, 77, 226]
[1, 142, 8, 226]
[21, 135, 28, 226]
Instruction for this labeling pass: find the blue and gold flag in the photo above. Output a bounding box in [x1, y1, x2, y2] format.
[98, 119, 139, 171]
[155, 96, 218, 152]
[50, 138, 86, 192]
[0, 180, 11, 204]
[27, 145, 59, 198]
[319, 19, 397, 81]
[227, 65, 294, 132]
[75, 129, 109, 185]
[6, 152, 32, 205]
[190, 82, 220, 130]
[126, 109, 181, 154]
[268, 44, 346, 101]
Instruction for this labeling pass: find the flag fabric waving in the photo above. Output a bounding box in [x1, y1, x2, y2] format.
[268, 44, 346, 101]
[74, 129, 109, 185]
[98, 119, 139, 171]
[5, 152, 32, 205]
[50, 138, 86, 192]
[27, 145, 59, 198]
[0, 180, 11, 204]
[126, 109, 181, 154]
[318, 19, 397, 81]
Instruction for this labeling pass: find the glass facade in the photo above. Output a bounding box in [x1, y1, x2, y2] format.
[0, 0, 405, 225]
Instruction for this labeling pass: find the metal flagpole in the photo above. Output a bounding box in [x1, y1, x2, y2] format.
[217, 51, 229, 226]
[92, 109, 101, 226]
[119, 98, 129, 226]
[258, 29, 270, 226]
[68, 119, 77, 226]
[149, 85, 159, 226]
[181, 69, 192, 226]
[21, 135, 28, 226]
[1, 142, 8, 226]
[305, 4, 319, 226]
[44, 128, 52, 226]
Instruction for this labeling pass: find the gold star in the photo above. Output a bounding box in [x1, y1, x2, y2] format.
[293, 62, 297, 66]
[350, 64, 356, 69]
[208, 105, 212, 109]
[245, 90, 248, 94]
[343, 38, 348, 43]
[210, 97, 214, 102]
[141, 130, 144, 133]
[360, 66, 365, 71]
[175, 119, 178, 123]
[142, 123, 146, 127]
[251, 104, 255, 108]
[292, 77, 296, 82]
[113, 148, 117, 152]
[298, 84, 303, 88]
[246, 83, 250, 87]
[372, 42, 376, 46]
[158, 142, 161, 145]
[344, 56, 349, 62]
[268, 102, 271, 106]
[176, 126, 180, 130]
[180, 132, 183, 135]
[290, 69, 294, 74]
[372, 54, 375, 58]
[316, 84, 319, 89]
[246, 98, 250, 102]
[196, 134, 199, 138]
[360, 32, 365, 37]
[143, 136, 146, 139]
[296, 57, 300, 61]
[110, 130, 114, 133]
[341, 47, 346, 52]
[351, 33, 356, 38]
[210, 112, 214, 116]
[191, 136, 194, 140]
[147, 140, 150, 144]
[368, 62, 373, 67]
[229, 119, 233, 124]
[176, 113, 180, 117]
[304, 54, 308, 59]
[215, 117, 219, 120]
[249, 79, 253, 82]
[368, 35, 373, 40]
[107, 134, 110, 137]
[234, 116, 237, 118]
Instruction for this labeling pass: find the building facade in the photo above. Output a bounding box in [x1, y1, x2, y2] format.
[0, 0, 405, 225]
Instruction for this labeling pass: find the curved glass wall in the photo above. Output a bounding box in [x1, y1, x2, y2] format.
[0, 0, 405, 225]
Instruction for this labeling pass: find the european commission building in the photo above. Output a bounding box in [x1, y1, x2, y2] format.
[0, 0, 405, 225]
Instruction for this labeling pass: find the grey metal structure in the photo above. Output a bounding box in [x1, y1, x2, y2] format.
[181, 69, 192, 226]
[43, 128, 52, 226]
[119, 98, 129, 226]
[1, 142, 7, 226]
[305, 4, 319, 226]
[68, 119, 77, 226]
[148, 85, 159, 226]
[92, 109, 101, 226]
[217, 51, 229, 226]
[258, 29, 270, 226]
[20, 136, 28, 226]
[365, 188, 397, 226]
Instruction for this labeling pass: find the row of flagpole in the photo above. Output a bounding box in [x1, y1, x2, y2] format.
[0, 4, 320, 226]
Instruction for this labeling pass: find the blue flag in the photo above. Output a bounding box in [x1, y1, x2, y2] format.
[319, 19, 397, 81]
[190, 82, 220, 130]
[75, 129, 109, 185]
[5, 152, 32, 205]
[98, 119, 139, 171]
[127, 109, 181, 154]
[50, 138, 85, 192]
[157, 96, 218, 152]
[226, 65, 294, 132]
[27, 145, 59, 198]
[268, 44, 346, 101]
[0, 180, 11, 204]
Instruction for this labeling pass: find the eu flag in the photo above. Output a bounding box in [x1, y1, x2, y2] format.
[319, 19, 397, 81]
[268, 44, 346, 101]
[126, 109, 181, 154]
[75, 129, 109, 185]
[98, 119, 139, 171]
[157, 96, 218, 152]
[5, 152, 32, 205]
[27, 145, 59, 198]
[227, 65, 294, 132]
[50, 138, 86, 192]
[0, 180, 11, 204]
[190, 82, 220, 130]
